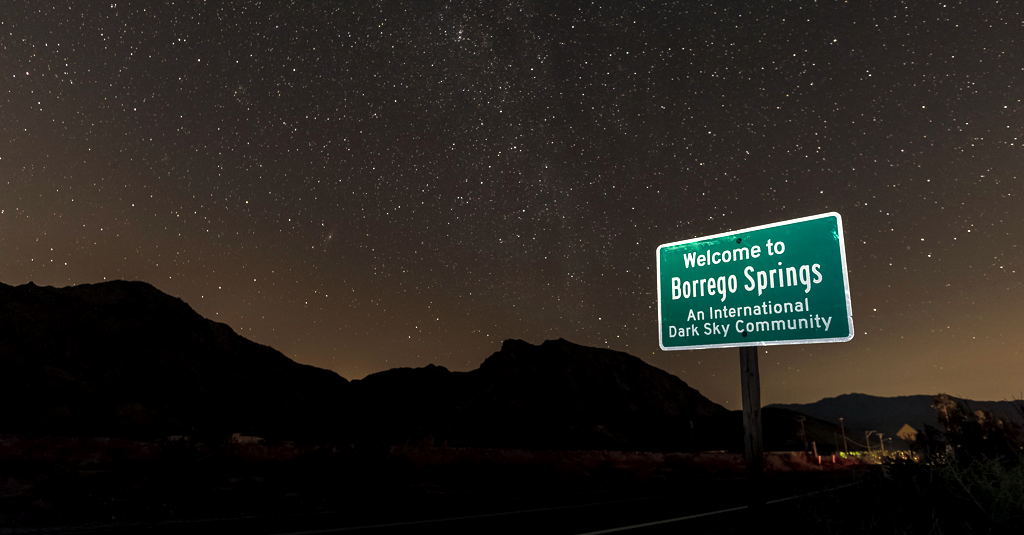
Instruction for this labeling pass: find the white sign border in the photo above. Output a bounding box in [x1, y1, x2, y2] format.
[657, 212, 854, 351]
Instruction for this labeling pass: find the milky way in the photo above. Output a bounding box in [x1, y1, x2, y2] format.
[2, 1, 1021, 407]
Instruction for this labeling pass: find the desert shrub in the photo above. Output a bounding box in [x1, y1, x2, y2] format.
[923, 395, 1022, 462]
[877, 395, 1024, 533]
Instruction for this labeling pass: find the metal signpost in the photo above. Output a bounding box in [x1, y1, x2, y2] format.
[656, 212, 854, 505]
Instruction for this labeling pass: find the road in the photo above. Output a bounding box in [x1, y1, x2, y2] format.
[49, 471, 865, 535]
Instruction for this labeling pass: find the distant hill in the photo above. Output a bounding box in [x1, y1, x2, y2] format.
[768, 393, 1024, 449]
[5, 279, 918, 453]
[348, 339, 854, 453]
[0, 280, 350, 440]
[0, 280, 746, 451]
[347, 338, 737, 451]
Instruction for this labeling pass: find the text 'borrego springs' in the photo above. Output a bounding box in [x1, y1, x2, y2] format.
[668, 239, 823, 303]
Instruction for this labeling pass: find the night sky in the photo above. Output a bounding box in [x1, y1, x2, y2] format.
[3, 1, 1021, 408]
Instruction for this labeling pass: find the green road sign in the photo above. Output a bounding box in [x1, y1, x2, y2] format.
[657, 212, 853, 350]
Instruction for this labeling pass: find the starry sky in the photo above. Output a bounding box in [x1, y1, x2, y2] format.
[3, 0, 1021, 408]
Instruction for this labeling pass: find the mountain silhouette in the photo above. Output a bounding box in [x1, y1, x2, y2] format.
[12, 280, 1015, 454]
[17, 279, 955, 453]
[768, 393, 1024, 448]
[347, 339, 736, 451]
[1, 280, 743, 451]
[0, 280, 350, 440]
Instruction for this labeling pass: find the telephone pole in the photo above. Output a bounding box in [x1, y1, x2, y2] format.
[839, 417, 849, 454]
[797, 415, 809, 453]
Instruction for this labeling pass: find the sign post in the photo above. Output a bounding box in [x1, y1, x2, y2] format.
[739, 345, 763, 487]
[657, 212, 853, 504]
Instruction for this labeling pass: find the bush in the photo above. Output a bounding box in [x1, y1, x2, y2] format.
[877, 394, 1024, 533]
[924, 394, 1024, 464]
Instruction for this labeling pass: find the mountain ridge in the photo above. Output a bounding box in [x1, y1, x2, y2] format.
[768, 392, 1024, 446]
[0, 280, 737, 450]
[4, 280, 1014, 453]
[0, 280, 351, 440]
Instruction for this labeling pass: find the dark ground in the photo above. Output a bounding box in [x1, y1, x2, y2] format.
[0, 435, 877, 534]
